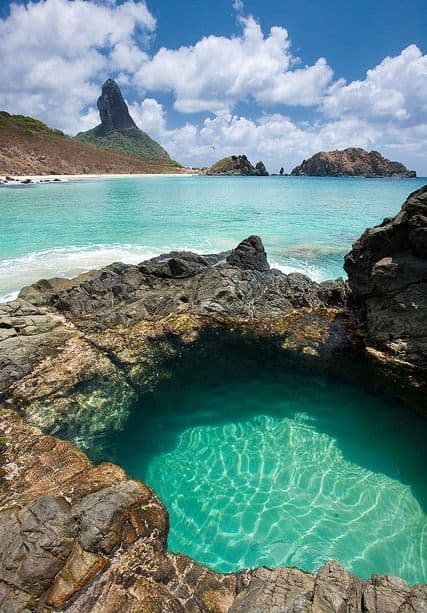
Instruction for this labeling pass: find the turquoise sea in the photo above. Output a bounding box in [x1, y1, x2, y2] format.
[0, 175, 425, 300]
[1, 175, 426, 584]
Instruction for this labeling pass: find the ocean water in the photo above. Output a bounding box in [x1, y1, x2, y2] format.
[91, 352, 427, 584]
[0, 175, 425, 301]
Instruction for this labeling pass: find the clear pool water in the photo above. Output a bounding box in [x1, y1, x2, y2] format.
[91, 352, 427, 585]
[0, 175, 425, 301]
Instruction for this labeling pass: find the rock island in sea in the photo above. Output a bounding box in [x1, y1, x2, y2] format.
[0, 186, 426, 610]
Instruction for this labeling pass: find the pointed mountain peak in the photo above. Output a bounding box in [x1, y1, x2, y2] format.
[97, 79, 139, 136]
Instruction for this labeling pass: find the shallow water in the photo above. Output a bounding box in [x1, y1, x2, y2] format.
[89, 353, 427, 585]
[0, 175, 425, 300]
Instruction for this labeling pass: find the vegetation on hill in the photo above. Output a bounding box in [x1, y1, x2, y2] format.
[0, 112, 183, 175]
[75, 79, 175, 163]
[75, 127, 175, 162]
[0, 111, 64, 137]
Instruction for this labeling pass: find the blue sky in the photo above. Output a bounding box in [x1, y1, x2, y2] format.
[0, 0, 426, 172]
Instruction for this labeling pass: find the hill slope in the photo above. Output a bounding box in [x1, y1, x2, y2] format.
[75, 79, 172, 161]
[0, 112, 180, 175]
[291, 147, 416, 177]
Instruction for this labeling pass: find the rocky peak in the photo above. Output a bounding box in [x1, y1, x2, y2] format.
[96, 79, 139, 136]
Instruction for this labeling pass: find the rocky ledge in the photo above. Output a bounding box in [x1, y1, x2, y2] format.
[291, 147, 416, 178]
[0, 187, 426, 611]
[206, 155, 269, 176]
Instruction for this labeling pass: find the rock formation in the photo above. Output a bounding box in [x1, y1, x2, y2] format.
[96, 78, 140, 137]
[0, 189, 426, 610]
[291, 147, 416, 177]
[207, 155, 269, 176]
[344, 184, 427, 404]
[76, 79, 173, 162]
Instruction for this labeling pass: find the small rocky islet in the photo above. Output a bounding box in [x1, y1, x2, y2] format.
[0, 186, 426, 610]
[206, 154, 269, 176]
[290, 147, 417, 178]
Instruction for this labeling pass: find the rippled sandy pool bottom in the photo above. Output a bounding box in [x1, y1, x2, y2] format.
[89, 359, 426, 585]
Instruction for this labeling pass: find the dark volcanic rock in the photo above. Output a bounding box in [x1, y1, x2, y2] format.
[96, 78, 139, 137]
[226, 235, 270, 272]
[291, 147, 416, 177]
[345, 185, 427, 400]
[207, 154, 269, 176]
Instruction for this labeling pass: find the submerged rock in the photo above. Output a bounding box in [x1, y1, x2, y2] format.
[291, 147, 416, 177]
[0, 188, 426, 610]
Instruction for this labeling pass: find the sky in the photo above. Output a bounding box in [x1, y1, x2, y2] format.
[0, 0, 426, 173]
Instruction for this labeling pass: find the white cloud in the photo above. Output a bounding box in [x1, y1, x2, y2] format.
[0, 0, 155, 133]
[323, 45, 427, 124]
[134, 16, 334, 113]
[128, 97, 424, 174]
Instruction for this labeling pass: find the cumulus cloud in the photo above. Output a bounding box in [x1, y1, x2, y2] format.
[323, 45, 427, 124]
[129, 97, 424, 174]
[134, 16, 334, 113]
[0, 0, 155, 132]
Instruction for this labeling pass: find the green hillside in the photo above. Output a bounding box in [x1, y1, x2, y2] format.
[75, 126, 174, 162]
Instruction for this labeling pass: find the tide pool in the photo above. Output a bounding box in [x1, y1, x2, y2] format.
[88, 352, 427, 584]
[0, 175, 425, 300]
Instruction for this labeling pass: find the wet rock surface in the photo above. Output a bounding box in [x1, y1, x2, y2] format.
[0, 189, 426, 610]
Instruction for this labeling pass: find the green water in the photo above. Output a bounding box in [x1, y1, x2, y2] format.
[0, 176, 425, 300]
[92, 353, 427, 585]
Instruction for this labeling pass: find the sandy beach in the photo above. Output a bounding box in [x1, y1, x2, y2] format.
[0, 171, 200, 183]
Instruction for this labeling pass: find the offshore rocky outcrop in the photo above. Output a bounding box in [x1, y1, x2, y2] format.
[291, 147, 416, 177]
[76, 79, 174, 162]
[207, 155, 269, 176]
[0, 190, 426, 610]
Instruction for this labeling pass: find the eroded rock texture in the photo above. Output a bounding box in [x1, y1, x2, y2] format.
[345, 185, 427, 405]
[0, 235, 352, 439]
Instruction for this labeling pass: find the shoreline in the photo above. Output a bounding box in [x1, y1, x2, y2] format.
[0, 172, 200, 183]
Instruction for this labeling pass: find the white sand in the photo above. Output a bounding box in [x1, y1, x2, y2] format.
[1, 171, 200, 182]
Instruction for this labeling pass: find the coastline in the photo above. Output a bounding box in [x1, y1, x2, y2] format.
[0, 171, 199, 183]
